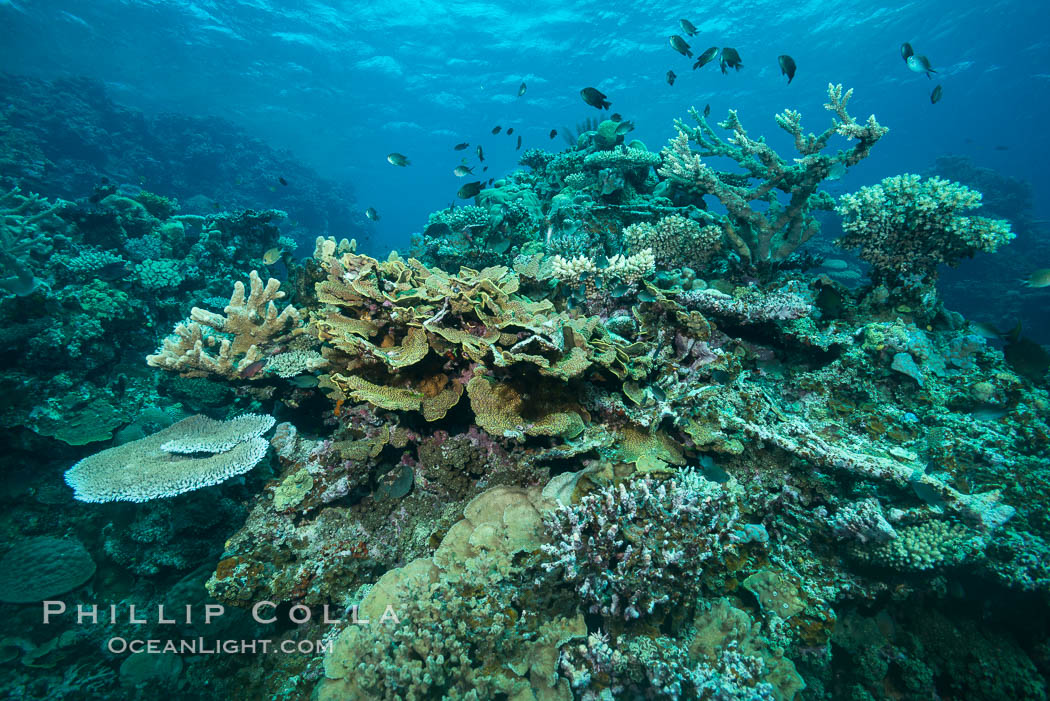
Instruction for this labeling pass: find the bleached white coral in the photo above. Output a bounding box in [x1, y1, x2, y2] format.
[606, 248, 655, 284]
[549, 254, 597, 283]
[64, 414, 274, 503]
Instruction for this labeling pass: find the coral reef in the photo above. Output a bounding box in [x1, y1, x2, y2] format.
[0, 73, 363, 240]
[3, 78, 1049, 701]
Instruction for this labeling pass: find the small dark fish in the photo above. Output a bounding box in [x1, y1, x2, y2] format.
[211, 202, 221, 210]
[477, 145, 485, 161]
[906, 54, 936, 78]
[666, 70, 677, 86]
[516, 135, 522, 150]
[506, 127, 514, 135]
[679, 19, 697, 36]
[611, 113, 622, 122]
[692, 46, 719, 70]
[457, 181, 484, 199]
[669, 35, 692, 57]
[387, 152, 410, 166]
[549, 129, 557, 139]
[700, 458, 730, 483]
[1005, 337, 1050, 382]
[278, 176, 288, 186]
[240, 359, 267, 379]
[453, 165, 474, 177]
[778, 54, 796, 83]
[518, 82, 527, 97]
[487, 177, 494, 186]
[491, 126, 501, 135]
[911, 479, 947, 510]
[365, 207, 380, 221]
[454, 142, 470, 150]
[720, 47, 743, 73]
[994, 145, 1009, 151]
[901, 42, 914, 62]
[427, 222, 452, 242]
[703, 103, 711, 117]
[614, 120, 635, 135]
[581, 87, 611, 110]
[483, 166, 488, 171]
[930, 85, 943, 103]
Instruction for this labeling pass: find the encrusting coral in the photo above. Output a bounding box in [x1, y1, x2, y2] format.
[319, 484, 586, 701]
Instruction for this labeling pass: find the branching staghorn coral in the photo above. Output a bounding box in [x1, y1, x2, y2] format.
[623, 215, 723, 269]
[0, 187, 68, 296]
[147, 270, 305, 379]
[541, 470, 742, 620]
[727, 397, 1015, 533]
[658, 84, 887, 265]
[679, 287, 812, 324]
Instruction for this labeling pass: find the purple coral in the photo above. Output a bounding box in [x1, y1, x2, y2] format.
[541, 470, 740, 619]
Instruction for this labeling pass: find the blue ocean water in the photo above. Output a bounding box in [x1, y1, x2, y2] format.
[2, 2, 1050, 700]
[3, 0, 1048, 251]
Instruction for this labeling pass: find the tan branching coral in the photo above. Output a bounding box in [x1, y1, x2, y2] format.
[658, 83, 887, 265]
[147, 270, 304, 379]
[312, 235, 356, 262]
